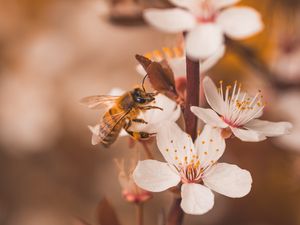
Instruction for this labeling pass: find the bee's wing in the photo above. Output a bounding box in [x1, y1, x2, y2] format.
[80, 95, 119, 109]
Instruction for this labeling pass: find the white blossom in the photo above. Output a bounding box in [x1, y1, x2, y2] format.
[144, 0, 263, 59]
[133, 122, 252, 215]
[191, 77, 292, 142]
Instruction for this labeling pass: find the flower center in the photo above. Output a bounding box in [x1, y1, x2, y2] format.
[180, 162, 203, 184]
[196, 0, 216, 23]
[218, 80, 266, 126]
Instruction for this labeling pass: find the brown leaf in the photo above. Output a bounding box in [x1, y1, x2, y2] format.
[135, 54, 152, 70]
[96, 198, 122, 225]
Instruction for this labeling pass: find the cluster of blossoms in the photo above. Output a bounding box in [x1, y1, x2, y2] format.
[132, 77, 292, 214]
[81, 0, 293, 220]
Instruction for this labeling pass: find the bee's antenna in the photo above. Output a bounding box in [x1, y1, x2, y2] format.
[142, 74, 148, 92]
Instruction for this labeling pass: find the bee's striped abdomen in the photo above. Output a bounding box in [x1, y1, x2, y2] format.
[100, 108, 126, 147]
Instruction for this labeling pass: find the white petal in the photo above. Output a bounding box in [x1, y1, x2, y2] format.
[181, 183, 214, 215]
[88, 125, 101, 145]
[203, 76, 224, 114]
[244, 119, 292, 137]
[133, 160, 180, 192]
[191, 106, 228, 128]
[195, 125, 225, 167]
[216, 7, 264, 39]
[156, 121, 195, 166]
[168, 57, 186, 78]
[186, 24, 224, 59]
[136, 64, 147, 77]
[144, 8, 196, 33]
[211, 0, 240, 9]
[201, 45, 225, 73]
[203, 163, 252, 198]
[231, 127, 266, 142]
[129, 94, 180, 133]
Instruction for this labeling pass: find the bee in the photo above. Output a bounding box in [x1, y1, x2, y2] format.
[80, 77, 162, 147]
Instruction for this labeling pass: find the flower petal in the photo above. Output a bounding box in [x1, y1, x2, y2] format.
[203, 76, 224, 114]
[195, 125, 225, 168]
[244, 119, 292, 137]
[191, 106, 228, 128]
[211, 0, 241, 9]
[129, 94, 180, 133]
[144, 8, 196, 33]
[136, 64, 147, 77]
[186, 23, 224, 59]
[216, 7, 264, 39]
[181, 183, 214, 215]
[201, 45, 225, 73]
[88, 125, 101, 145]
[156, 121, 195, 166]
[231, 127, 266, 142]
[203, 163, 252, 198]
[133, 160, 180, 192]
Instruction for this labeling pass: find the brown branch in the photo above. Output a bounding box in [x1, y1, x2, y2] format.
[136, 203, 144, 225]
[166, 55, 200, 225]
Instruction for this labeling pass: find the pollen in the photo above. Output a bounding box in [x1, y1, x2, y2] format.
[210, 139, 213, 142]
[171, 140, 174, 143]
[216, 149, 219, 152]
[162, 47, 173, 58]
[202, 141, 205, 144]
[175, 156, 178, 160]
[183, 146, 186, 149]
[204, 151, 208, 155]
[166, 148, 169, 152]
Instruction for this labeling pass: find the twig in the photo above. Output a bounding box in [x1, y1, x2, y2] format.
[136, 203, 144, 225]
[166, 55, 200, 225]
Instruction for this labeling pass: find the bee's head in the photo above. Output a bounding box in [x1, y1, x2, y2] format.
[131, 88, 156, 105]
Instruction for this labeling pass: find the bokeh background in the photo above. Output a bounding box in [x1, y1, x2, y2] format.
[0, 0, 299, 225]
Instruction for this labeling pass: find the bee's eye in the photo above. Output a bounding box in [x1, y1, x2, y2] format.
[136, 97, 146, 104]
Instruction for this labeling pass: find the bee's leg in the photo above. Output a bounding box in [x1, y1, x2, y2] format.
[123, 121, 155, 140]
[125, 130, 156, 141]
[132, 118, 148, 124]
[138, 106, 163, 111]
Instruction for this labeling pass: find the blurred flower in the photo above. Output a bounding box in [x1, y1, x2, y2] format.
[115, 158, 152, 203]
[133, 122, 252, 215]
[88, 88, 181, 145]
[191, 77, 292, 142]
[273, 91, 300, 152]
[143, 0, 263, 59]
[270, 37, 300, 83]
[136, 45, 225, 78]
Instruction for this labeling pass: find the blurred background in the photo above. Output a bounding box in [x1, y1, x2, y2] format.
[0, 0, 299, 225]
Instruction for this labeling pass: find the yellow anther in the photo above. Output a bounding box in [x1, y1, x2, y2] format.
[162, 47, 173, 58]
[204, 151, 208, 155]
[173, 46, 183, 57]
[144, 52, 152, 59]
[166, 148, 169, 152]
[202, 141, 205, 144]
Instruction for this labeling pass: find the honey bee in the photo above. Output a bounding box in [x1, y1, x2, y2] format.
[80, 78, 162, 147]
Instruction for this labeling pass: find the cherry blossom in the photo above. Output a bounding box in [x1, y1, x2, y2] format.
[133, 122, 252, 215]
[191, 77, 292, 142]
[144, 0, 263, 59]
